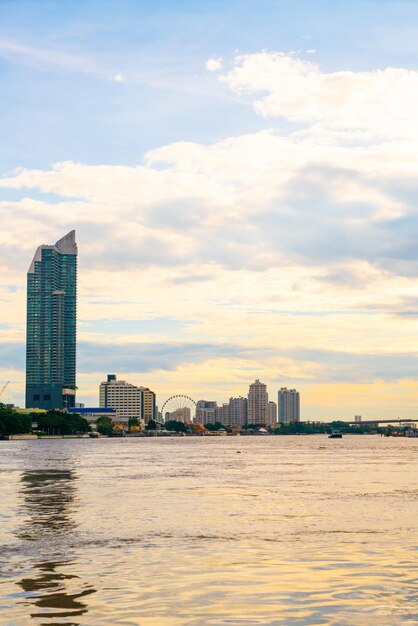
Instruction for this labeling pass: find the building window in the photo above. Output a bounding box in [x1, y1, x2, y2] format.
[34, 394, 40, 401]
[43, 394, 50, 401]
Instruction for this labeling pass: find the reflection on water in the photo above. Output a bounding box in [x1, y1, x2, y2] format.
[19, 560, 94, 622]
[0, 437, 417, 625]
[15, 467, 95, 624]
[18, 470, 78, 540]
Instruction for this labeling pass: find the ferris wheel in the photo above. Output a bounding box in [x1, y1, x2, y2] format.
[161, 395, 196, 423]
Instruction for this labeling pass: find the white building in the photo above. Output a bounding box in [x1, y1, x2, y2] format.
[68, 407, 117, 425]
[229, 396, 248, 426]
[195, 400, 218, 425]
[215, 403, 230, 425]
[278, 388, 300, 423]
[247, 379, 269, 425]
[138, 387, 156, 424]
[268, 401, 277, 426]
[99, 374, 142, 426]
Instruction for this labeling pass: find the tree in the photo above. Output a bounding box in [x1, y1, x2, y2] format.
[146, 419, 157, 431]
[164, 420, 188, 433]
[129, 417, 140, 429]
[96, 416, 114, 436]
[0, 404, 32, 435]
[34, 410, 90, 435]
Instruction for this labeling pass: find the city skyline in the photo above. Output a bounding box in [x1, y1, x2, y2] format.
[3, 1, 418, 420]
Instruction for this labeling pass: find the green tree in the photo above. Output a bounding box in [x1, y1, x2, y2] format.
[96, 416, 114, 436]
[164, 420, 188, 433]
[0, 404, 32, 435]
[146, 419, 157, 431]
[34, 410, 90, 435]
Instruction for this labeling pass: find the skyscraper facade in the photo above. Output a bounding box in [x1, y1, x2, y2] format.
[26, 231, 77, 410]
[247, 379, 269, 425]
[278, 387, 300, 423]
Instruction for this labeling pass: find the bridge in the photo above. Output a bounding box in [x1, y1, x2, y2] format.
[345, 418, 417, 426]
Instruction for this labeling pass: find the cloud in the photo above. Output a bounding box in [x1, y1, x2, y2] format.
[3, 48, 418, 416]
[114, 73, 125, 82]
[206, 57, 223, 72]
[220, 51, 418, 140]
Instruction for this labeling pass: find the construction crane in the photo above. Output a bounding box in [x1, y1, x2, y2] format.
[0, 381, 10, 399]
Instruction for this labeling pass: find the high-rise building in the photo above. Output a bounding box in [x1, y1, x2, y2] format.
[247, 379, 269, 425]
[99, 374, 142, 426]
[215, 403, 230, 425]
[26, 231, 77, 410]
[278, 388, 300, 423]
[195, 400, 218, 425]
[268, 401, 277, 426]
[139, 387, 156, 424]
[229, 396, 248, 426]
[167, 407, 191, 422]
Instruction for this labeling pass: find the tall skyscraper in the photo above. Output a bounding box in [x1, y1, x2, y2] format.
[26, 231, 77, 410]
[278, 388, 300, 423]
[247, 379, 269, 425]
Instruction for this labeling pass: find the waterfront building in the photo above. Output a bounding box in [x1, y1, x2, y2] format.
[68, 407, 117, 425]
[166, 407, 191, 422]
[139, 387, 156, 424]
[229, 396, 248, 426]
[278, 387, 300, 423]
[26, 230, 77, 410]
[215, 403, 230, 425]
[99, 374, 142, 426]
[268, 401, 277, 426]
[247, 379, 269, 425]
[195, 400, 218, 425]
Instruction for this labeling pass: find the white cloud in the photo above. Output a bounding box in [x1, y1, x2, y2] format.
[221, 51, 418, 141]
[114, 73, 125, 82]
[206, 57, 223, 72]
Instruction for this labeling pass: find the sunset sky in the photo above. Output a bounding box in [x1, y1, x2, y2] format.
[2, 0, 418, 419]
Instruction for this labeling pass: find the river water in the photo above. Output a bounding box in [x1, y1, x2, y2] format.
[0, 436, 417, 625]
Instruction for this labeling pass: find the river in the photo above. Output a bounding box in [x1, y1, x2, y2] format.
[0, 435, 417, 625]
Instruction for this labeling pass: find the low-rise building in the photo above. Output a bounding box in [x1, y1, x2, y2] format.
[68, 407, 117, 425]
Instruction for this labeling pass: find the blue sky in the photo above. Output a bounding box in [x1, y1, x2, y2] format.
[2, 1, 418, 417]
[2, 0, 418, 171]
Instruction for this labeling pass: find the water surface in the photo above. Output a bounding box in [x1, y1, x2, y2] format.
[0, 436, 417, 625]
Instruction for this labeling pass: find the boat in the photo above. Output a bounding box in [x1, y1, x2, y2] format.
[328, 431, 343, 439]
[89, 431, 101, 438]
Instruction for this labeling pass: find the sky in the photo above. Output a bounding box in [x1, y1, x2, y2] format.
[2, 0, 418, 419]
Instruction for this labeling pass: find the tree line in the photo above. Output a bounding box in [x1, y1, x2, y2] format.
[0, 404, 90, 436]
